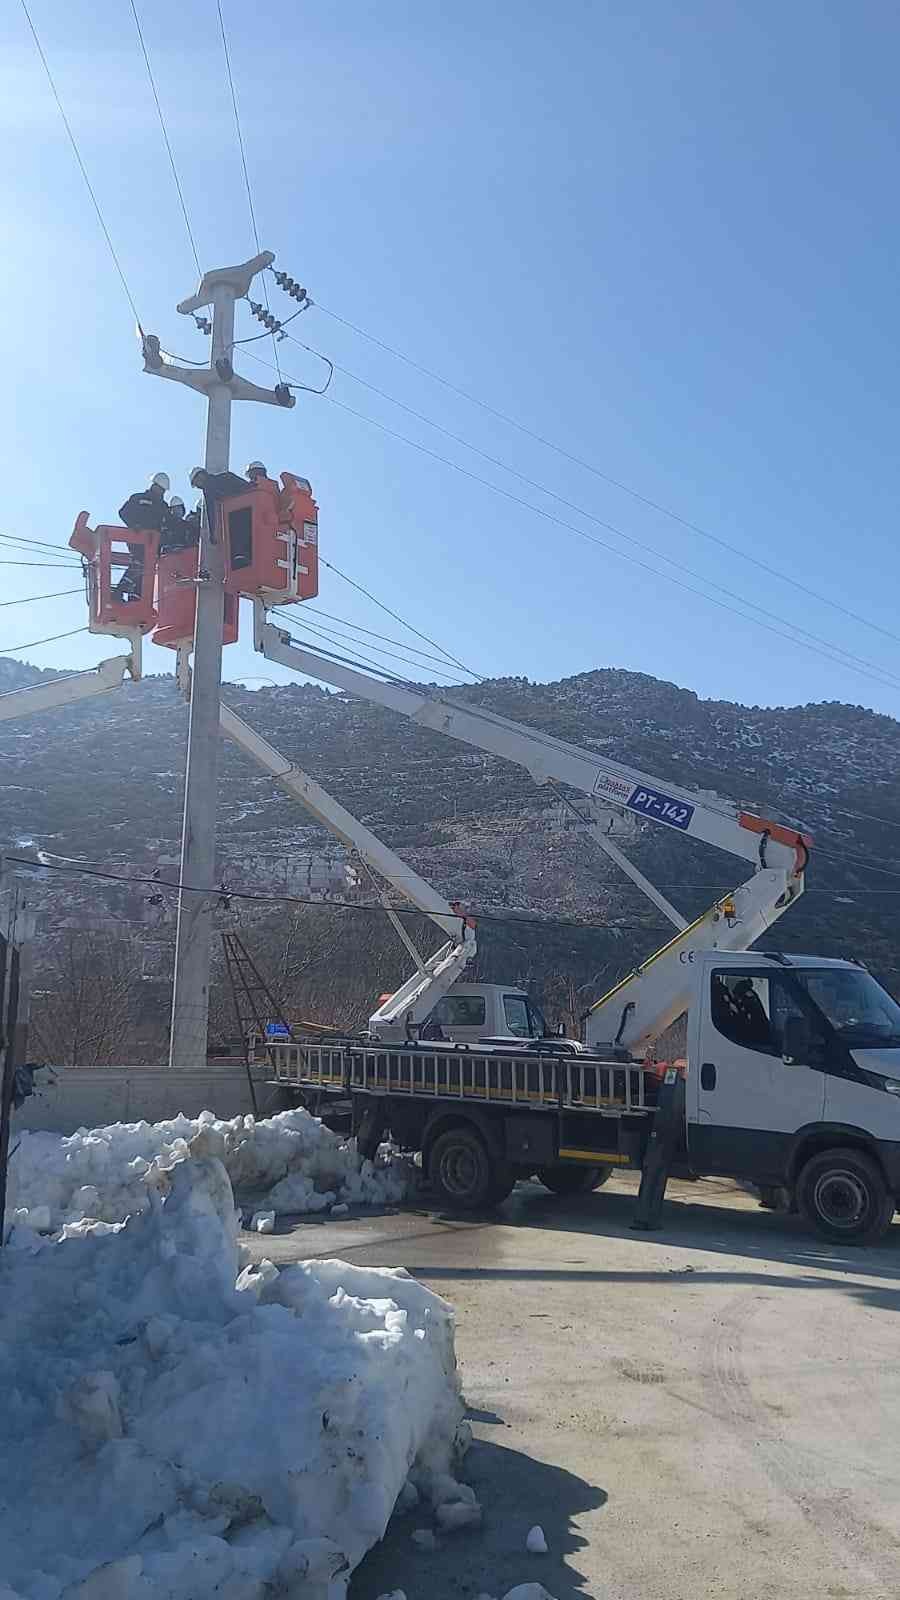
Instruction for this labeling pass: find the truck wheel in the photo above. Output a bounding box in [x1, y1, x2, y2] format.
[537, 1164, 611, 1196]
[797, 1148, 894, 1244]
[429, 1127, 511, 1210]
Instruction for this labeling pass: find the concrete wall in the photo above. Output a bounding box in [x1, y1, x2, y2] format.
[12, 1062, 287, 1136]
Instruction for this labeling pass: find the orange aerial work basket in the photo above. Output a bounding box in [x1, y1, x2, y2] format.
[221, 471, 319, 605]
[152, 545, 239, 650]
[69, 512, 159, 636]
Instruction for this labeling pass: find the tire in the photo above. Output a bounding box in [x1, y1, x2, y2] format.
[797, 1147, 894, 1244]
[429, 1126, 512, 1211]
[537, 1163, 611, 1196]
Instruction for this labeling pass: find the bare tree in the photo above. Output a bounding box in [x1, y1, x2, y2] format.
[30, 934, 142, 1065]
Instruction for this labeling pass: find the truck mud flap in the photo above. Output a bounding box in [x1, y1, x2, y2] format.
[632, 1070, 686, 1230]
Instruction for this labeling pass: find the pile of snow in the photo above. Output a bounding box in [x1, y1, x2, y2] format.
[0, 1141, 467, 1600]
[7, 1105, 410, 1233]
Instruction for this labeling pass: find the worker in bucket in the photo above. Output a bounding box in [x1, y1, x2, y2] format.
[159, 494, 200, 554]
[115, 471, 169, 598]
[189, 464, 252, 545]
[190, 462, 271, 565]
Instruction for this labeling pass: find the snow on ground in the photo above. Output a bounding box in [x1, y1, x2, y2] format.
[0, 1140, 467, 1600]
[7, 1106, 410, 1234]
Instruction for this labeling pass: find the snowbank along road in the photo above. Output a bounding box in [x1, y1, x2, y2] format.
[247, 1172, 900, 1600]
[0, 1138, 464, 1600]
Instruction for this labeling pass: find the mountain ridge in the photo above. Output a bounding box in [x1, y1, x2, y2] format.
[2, 653, 897, 1023]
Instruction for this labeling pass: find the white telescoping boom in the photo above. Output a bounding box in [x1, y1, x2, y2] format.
[0, 644, 141, 724]
[254, 608, 812, 1053]
[218, 705, 475, 1036]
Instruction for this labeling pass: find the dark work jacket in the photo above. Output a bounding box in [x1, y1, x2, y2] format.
[160, 509, 201, 553]
[119, 491, 167, 532]
[195, 471, 249, 500]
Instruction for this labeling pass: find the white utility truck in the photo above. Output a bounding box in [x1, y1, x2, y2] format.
[268, 948, 900, 1241]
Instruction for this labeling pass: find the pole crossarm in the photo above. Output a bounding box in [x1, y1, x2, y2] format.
[143, 354, 294, 409]
[177, 251, 275, 315]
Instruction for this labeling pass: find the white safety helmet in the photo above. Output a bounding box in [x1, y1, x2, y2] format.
[246, 460, 267, 479]
[150, 471, 170, 492]
[169, 495, 185, 512]
[189, 466, 205, 487]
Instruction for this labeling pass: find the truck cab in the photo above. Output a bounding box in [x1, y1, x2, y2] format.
[687, 951, 900, 1240]
[421, 982, 574, 1048]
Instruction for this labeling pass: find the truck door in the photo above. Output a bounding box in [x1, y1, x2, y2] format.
[688, 968, 825, 1179]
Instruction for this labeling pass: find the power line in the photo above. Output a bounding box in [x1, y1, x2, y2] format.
[0, 540, 81, 568]
[0, 561, 86, 570]
[0, 626, 88, 655]
[4, 855, 669, 935]
[320, 557, 483, 680]
[128, 0, 201, 278]
[243, 343, 900, 697]
[303, 604, 477, 670]
[313, 302, 900, 652]
[268, 612, 430, 688]
[214, 0, 281, 381]
[272, 609, 464, 684]
[816, 845, 900, 881]
[19, 0, 143, 327]
[240, 349, 483, 678]
[323, 392, 900, 698]
[282, 331, 900, 695]
[752, 788, 900, 838]
[0, 588, 81, 608]
[0, 532, 80, 557]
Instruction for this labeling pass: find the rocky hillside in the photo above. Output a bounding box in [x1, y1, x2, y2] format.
[2, 654, 898, 1051]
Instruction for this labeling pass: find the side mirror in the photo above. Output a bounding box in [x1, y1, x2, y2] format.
[782, 1014, 811, 1065]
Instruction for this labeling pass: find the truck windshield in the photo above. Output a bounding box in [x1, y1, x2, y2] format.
[795, 969, 900, 1047]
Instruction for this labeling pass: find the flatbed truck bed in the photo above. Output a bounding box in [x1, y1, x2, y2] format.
[262, 1037, 663, 1208]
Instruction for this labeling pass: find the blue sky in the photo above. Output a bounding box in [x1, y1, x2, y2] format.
[2, 0, 899, 715]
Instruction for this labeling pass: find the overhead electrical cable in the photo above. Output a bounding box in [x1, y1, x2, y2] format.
[302, 605, 478, 671]
[3, 856, 670, 934]
[0, 588, 82, 608]
[271, 609, 464, 683]
[280, 333, 900, 692]
[242, 345, 899, 696]
[19, 0, 143, 326]
[128, 0, 201, 277]
[322, 392, 900, 697]
[319, 557, 483, 680]
[268, 613, 433, 687]
[0, 626, 88, 654]
[0, 539, 82, 569]
[312, 302, 900, 651]
[214, 0, 281, 380]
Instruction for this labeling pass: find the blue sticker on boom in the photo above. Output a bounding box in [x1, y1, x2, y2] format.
[627, 786, 694, 830]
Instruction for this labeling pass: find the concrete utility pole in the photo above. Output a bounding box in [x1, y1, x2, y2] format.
[143, 252, 294, 1068]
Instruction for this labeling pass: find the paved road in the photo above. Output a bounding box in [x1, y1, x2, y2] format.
[244, 1174, 900, 1600]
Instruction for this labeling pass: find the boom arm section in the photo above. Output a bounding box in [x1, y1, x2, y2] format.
[219, 705, 476, 1037]
[584, 868, 804, 1053]
[0, 650, 140, 724]
[255, 615, 809, 874]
